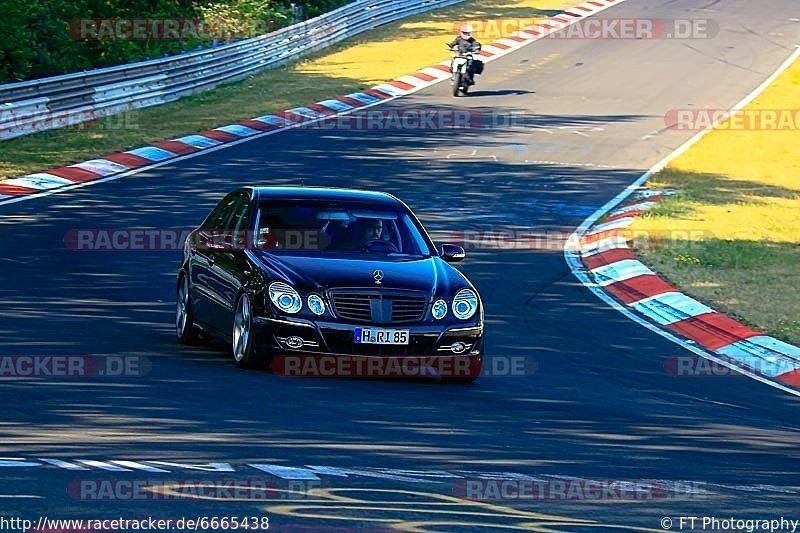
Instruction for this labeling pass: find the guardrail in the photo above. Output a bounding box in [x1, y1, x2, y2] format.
[0, 0, 463, 141]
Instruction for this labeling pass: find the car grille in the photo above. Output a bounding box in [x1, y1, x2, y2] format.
[329, 290, 428, 324]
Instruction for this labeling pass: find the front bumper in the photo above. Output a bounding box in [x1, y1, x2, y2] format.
[253, 316, 484, 379]
[253, 316, 484, 357]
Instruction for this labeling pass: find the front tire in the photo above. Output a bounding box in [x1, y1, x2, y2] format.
[453, 73, 462, 97]
[176, 274, 200, 345]
[232, 293, 262, 369]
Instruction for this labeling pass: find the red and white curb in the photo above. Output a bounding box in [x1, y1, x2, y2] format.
[566, 45, 800, 397]
[0, 0, 628, 207]
[578, 189, 800, 391]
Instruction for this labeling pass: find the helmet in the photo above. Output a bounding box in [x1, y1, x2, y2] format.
[460, 23, 474, 34]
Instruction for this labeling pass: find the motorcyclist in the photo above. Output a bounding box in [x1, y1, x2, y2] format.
[448, 23, 482, 85]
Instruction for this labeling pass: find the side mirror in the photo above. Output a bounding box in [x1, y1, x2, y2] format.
[440, 244, 466, 263]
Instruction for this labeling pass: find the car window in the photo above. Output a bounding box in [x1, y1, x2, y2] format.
[228, 194, 251, 247]
[201, 193, 240, 232]
[227, 194, 250, 232]
[254, 200, 435, 257]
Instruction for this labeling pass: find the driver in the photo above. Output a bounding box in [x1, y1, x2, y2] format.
[448, 23, 482, 85]
[359, 218, 383, 244]
[346, 218, 386, 250]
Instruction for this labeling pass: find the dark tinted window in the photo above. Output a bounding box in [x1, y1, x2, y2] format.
[227, 194, 250, 232]
[202, 193, 240, 231]
[255, 200, 434, 257]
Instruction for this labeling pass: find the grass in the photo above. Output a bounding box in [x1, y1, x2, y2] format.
[0, 0, 573, 181]
[630, 57, 800, 344]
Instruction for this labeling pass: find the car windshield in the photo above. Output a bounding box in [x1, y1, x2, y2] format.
[254, 200, 434, 257]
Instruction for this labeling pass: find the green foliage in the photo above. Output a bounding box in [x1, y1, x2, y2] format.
[303, 0, 351, 18]
[0, 0, 351, 82]
[199, 0, 289, 41]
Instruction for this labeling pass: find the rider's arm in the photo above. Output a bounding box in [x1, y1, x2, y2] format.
[448, 37, 459, 50]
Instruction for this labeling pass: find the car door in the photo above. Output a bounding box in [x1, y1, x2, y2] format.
[190, 192, 241, 331]
[204, 192, 254, 334]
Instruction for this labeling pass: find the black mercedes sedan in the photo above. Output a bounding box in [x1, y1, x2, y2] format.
[176, 187, 483, 381]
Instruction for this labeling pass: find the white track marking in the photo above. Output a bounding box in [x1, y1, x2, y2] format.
[109, 460, 170, 472]
[74, 459, 132, 471]
[564, 45, 800, 398]
[248, 464, 322, 480]
[147, 461, 235, 472]
[0, 458, 41, 468]
[37, 458, 89, 470]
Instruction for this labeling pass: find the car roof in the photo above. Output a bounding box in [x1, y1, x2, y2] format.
[247, 186, 402, 206]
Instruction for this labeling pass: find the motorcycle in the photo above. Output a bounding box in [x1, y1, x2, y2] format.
[448, 48, 481, 97]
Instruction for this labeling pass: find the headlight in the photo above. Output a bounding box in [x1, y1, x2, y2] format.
[307, 294, 326, 316]
[432, 299, 448, 320]
[268, 282, 302, 314]
[452, 288, 478, 320]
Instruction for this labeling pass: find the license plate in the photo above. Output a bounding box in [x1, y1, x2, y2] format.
[354, 327, 409, 345]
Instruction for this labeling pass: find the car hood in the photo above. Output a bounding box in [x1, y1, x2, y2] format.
[249, 252, 471, 297]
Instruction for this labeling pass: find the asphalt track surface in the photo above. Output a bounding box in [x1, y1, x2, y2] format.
[1, 0, 800, 531]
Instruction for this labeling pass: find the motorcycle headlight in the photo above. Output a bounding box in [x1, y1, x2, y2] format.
[432, 299, 448, 320]
[268, 282, 302, 314]
[307, 294, 326, 316]
[452, 288, 478, 320]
